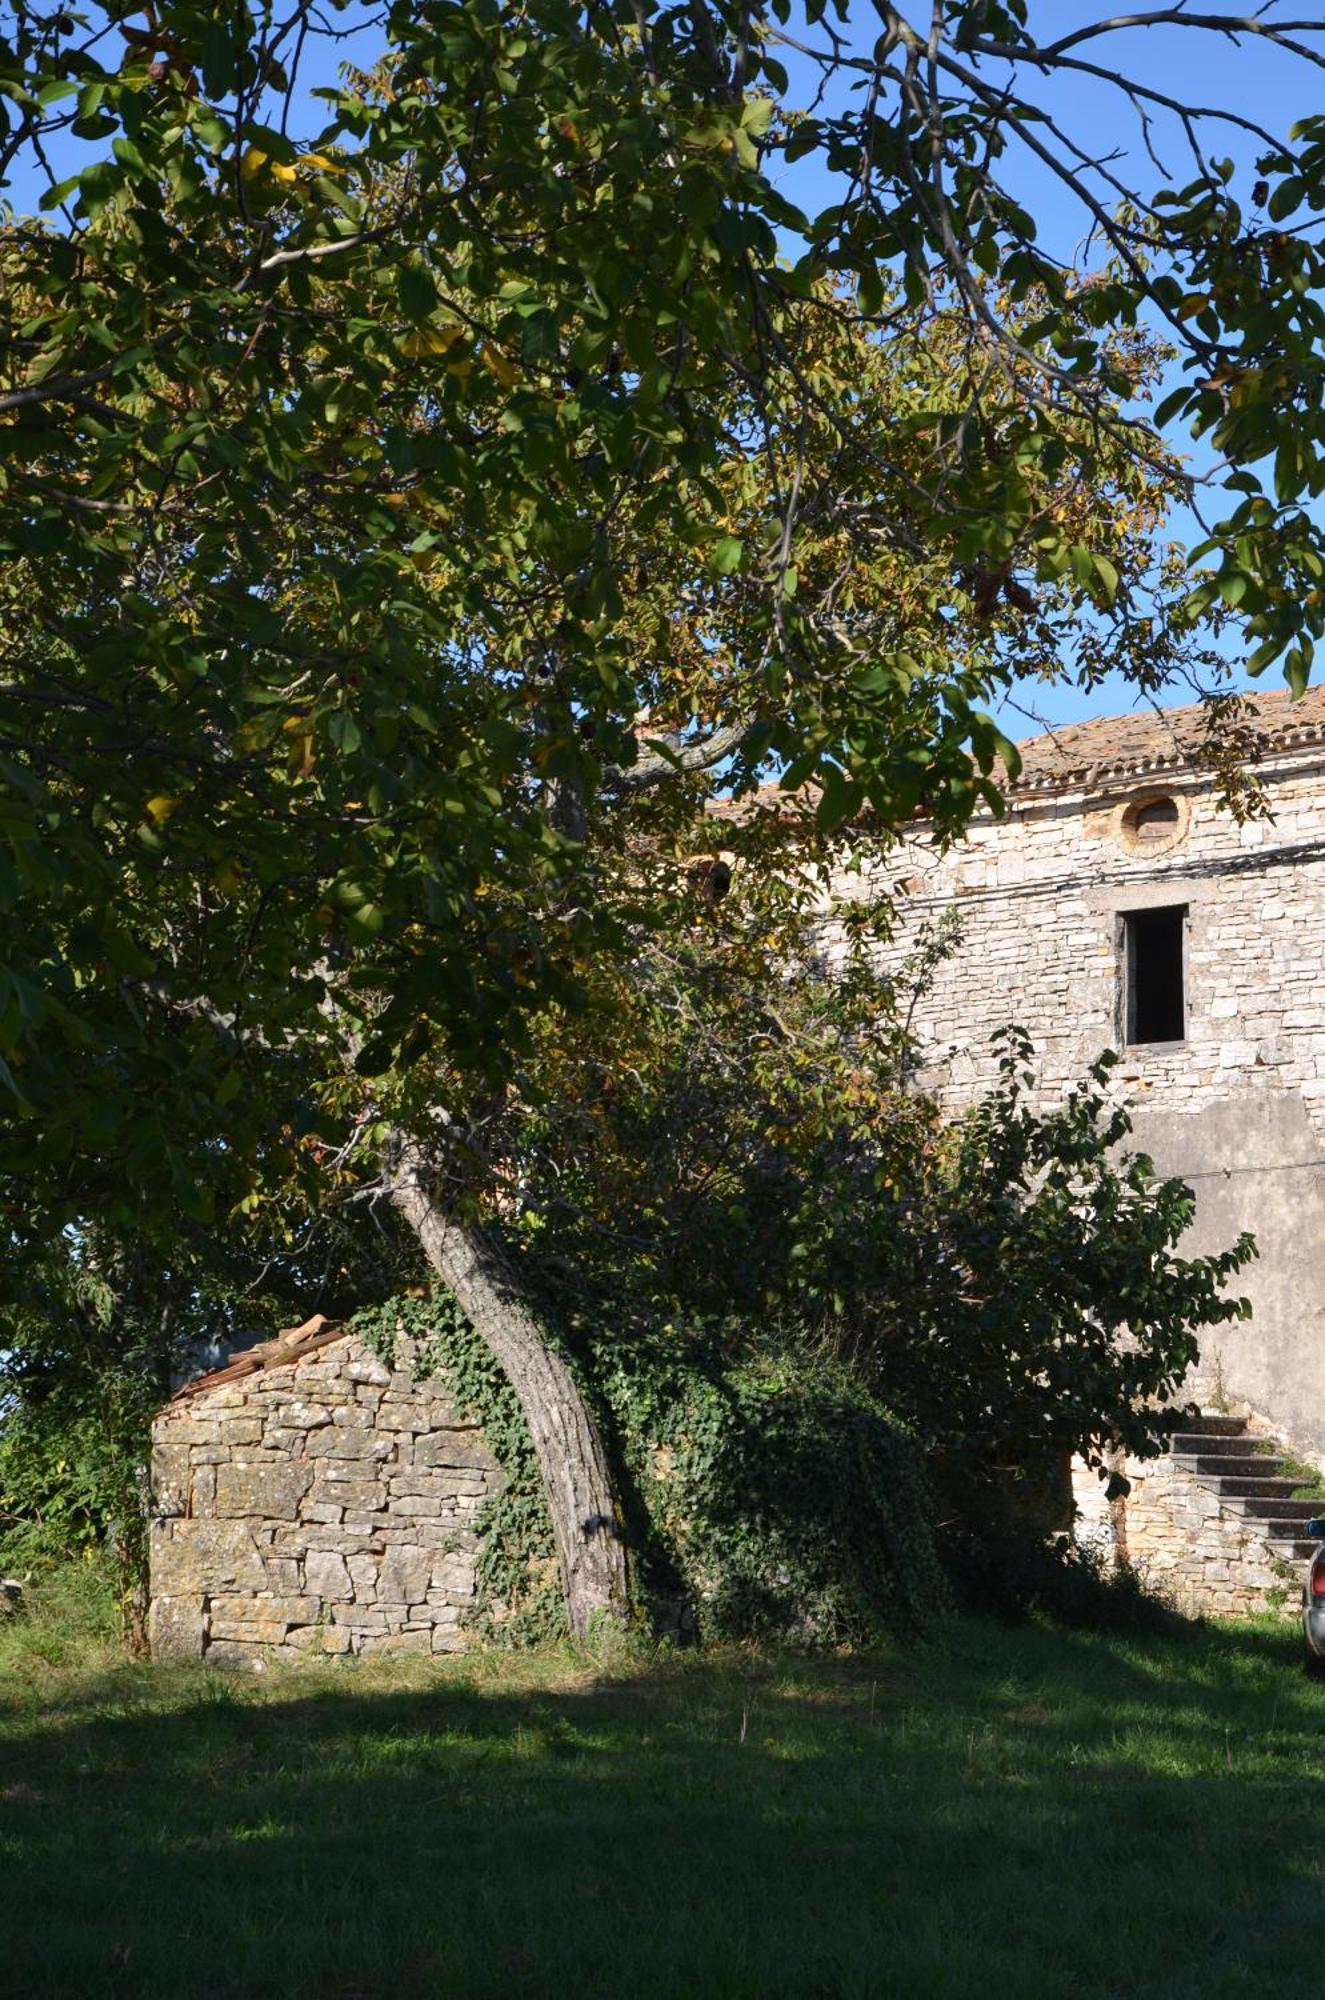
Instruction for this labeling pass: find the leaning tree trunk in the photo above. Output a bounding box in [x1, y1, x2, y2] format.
[388, 1140, 627, 1639]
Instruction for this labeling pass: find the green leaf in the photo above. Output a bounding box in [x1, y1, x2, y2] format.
[202, 22, 237, 100]
[327, 712, 363, 755]
[397, 262, 438, 323]
[1093, 555, 1120, 604]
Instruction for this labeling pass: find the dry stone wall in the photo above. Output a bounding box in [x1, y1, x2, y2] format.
[149, 1332, 501, 1666]
[1072, 1452, 1296, 1619]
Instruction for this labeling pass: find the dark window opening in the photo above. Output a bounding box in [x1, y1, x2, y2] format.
[1124, 906, 1186, 1045]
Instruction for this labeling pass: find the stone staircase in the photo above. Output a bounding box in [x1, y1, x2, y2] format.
[1167, 1411, 1325, 1564]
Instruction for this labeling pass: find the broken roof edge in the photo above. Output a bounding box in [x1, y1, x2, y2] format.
[162, 1314, 348, 1410]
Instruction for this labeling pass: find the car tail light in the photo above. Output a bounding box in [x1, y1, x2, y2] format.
[1311, 1554, 1325, 1599]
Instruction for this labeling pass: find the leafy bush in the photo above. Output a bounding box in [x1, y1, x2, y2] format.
[495, 904, 1255, 1533]
[0, 1552, 123, 1680]
[602, 1340, 945, 1644]
[0, 1348, 159, 1649]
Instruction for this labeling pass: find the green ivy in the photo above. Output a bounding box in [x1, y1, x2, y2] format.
[352, 1295, 946, 1648]
[351, 1294, 567, 1647]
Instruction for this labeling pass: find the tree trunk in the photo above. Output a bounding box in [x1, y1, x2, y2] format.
[388, 1140, 627, 1638]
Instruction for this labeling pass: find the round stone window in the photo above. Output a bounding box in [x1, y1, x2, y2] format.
[1114, 790, 1190, 856]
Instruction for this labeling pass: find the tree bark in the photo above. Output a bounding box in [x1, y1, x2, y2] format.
[387, 1139, 627, 1639]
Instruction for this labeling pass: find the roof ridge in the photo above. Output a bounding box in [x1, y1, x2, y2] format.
[1012, 684, 1325, 792]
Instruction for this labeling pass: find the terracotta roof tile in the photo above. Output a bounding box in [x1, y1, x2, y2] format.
[165, 1315, 347, 1406]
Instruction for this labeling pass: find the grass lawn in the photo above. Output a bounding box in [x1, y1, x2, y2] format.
[4, 1584, 1325, 1998]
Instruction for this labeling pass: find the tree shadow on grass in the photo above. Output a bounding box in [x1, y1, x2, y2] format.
[3, 1618, 1325, 2000]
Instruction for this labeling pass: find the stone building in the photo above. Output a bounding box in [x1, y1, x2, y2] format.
[821, 683, 1325, 1614]
[149, 683, 1325, 1650]
[843, 682, 1325, 1467]
[149, 1318, 502, 1666]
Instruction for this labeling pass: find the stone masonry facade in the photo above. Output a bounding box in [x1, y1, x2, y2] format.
[149, 1325, 501, 1667]
[821, 684, 1325, 1471]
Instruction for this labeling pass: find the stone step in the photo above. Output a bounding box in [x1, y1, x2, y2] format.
[1172, 1453, 1285, 1479]
[1168, 1432, 1261, 1458]
[1172, 1412, 1248, 1438]
[1227, 1495, 1325, 1523]
[1268, 1538, 1321, 1561]
[1205, 1474, 1304, 1499]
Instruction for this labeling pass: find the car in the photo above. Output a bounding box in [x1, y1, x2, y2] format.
[1304, 1518, 1325, 1677]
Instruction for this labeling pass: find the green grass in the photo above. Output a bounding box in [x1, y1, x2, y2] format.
[4, 1581, 1325, 1998]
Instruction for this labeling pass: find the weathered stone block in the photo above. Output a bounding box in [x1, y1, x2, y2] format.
[151, 1443, 191, 1518]
[151, 1519, 267, 1597]
[379, 1548, 431, 1604]
[431, 1553, 476, 1596]
[347, 1355, 391, 1387]
[375, 1405, 426, 1433]
[331, 1403, 373, 1432]
[276, 1400, 332, 1429]
[359, 1629, 432, 1655]
[332, 1603, 389, 1630]
[303, 1530, 379, 1557]
[387, 1473, 452, 1501]
[414, 1430, 494, 1470]
[208, 1615, 291, 1646]
[286, 1623, 352, 1654]
[219, 1417, 264, 1445]
[148, 1593, 205, 1662]
[307, 1430, 392, 1462]
[155, 1416, 220, 1446]
[214, 1461, 311, 1521]
[305, 1550, 353, 1601]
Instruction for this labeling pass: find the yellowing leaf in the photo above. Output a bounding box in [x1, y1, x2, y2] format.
[145, 794, 177, 824]
[401, 323, 466, 358]
[482, 345, 519, 387]
[241, 146, 297, 184]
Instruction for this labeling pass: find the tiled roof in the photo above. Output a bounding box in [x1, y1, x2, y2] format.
[1013, 684, 1325, 792]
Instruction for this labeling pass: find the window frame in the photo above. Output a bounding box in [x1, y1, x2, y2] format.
[1119, 903, 1189, 1049]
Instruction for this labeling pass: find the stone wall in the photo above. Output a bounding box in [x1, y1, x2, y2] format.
[149, 1332, 501, 1666]
[1071, 1451, 1297, 1619]
[827, 741, 1325, 1458]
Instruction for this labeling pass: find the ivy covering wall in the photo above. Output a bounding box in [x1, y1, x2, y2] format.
[353, 1293, 946, 1647]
